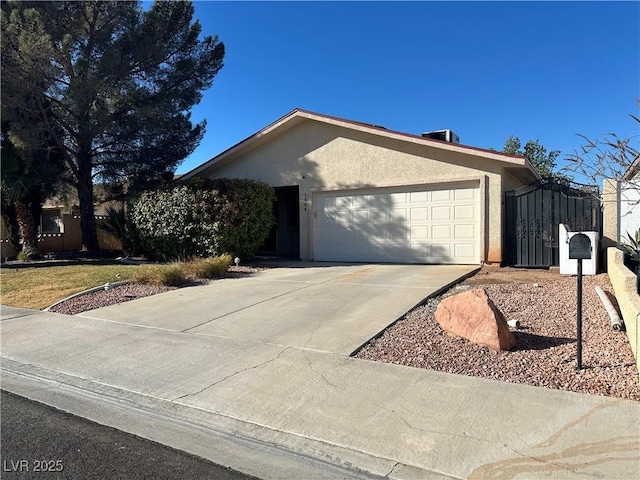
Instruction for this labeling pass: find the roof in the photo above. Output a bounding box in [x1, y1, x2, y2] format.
[181, 108, 540, 181]
[622, 154, 640, 181]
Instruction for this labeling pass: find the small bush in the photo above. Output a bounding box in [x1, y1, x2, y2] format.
[183, 254, 232, 279]
[132, 264, 189, 287]
[17, 245, 39, 261]
[131, 255, 232, 286]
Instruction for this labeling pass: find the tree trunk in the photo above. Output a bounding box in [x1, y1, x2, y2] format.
[14, 200, 39, 258]
[76, 148, 100, 251]
[77, 177, 100, 251]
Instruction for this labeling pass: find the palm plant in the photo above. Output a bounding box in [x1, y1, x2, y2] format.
[621, 228, 640, 294]
[1, 103, 66, 259]
[98, 205, 134, 256]
[1, 136, 40, 258]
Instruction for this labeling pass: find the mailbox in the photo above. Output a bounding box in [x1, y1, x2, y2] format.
[569, 233, 592, 260]
[569, 232, 592, 371]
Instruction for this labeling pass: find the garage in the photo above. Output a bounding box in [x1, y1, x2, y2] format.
[314, 182, 481, 264]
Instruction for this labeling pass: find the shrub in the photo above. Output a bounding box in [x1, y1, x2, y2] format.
[130, 185, 219, 260]
[183, 254, 232, 279]
[130, 178, 274, 261]
[17, 246, 38, 261]
[132, 264, 189, 287]
[207, 178, 275, 260]
[131, 255, 231, 286]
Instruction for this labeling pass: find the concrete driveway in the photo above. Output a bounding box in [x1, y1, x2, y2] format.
[76, 263, 478, 355]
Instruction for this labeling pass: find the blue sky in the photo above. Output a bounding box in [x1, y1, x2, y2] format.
[177, 1, 639, 180]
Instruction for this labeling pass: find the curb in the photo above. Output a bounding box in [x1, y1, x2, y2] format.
[44, 281, 131, 312]
[2, 360, 392, 480]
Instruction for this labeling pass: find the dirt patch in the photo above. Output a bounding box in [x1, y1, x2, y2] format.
[461, 265, 560, 285]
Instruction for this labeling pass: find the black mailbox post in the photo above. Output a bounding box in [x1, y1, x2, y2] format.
[569, 233, 592, 370]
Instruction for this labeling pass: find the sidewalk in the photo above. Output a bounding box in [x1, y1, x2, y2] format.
[2, 304, 639, 479]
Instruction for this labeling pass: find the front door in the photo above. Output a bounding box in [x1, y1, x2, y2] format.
[260, 186, 300, 258]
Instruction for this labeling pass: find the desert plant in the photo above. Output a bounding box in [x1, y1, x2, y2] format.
[621, 228, 640, 294]
[183, 254, 232, 279]
[131, 264, 189, 287]
[130, 255, 231, 286]
[16, 245, 38, 261]
[620, 228, 640, 263]
[97, 205, 134, 255]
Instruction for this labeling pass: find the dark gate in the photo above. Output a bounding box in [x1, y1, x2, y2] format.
[504, 180, 602, 267]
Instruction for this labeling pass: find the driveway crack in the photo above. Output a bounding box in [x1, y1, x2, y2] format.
[386, 462, 400, 478]
[181, 283, 316, 333]
[172, 347, 291, 401]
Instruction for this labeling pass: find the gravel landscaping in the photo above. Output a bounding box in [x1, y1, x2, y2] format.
[47, 283, 177, 315]
[47, 265, 263, 315]
[356, 270, 640, 401]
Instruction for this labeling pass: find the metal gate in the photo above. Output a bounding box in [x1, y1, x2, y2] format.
[504, 180, 602, 267]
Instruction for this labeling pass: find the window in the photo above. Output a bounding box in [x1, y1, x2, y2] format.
[41, 210, 62, 233]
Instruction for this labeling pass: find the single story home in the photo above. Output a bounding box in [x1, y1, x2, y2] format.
[182, 109, 540, 265]
[1, 201, 121, 259]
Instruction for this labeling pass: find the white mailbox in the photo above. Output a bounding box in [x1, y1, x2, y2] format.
[559, 224, 598, 275]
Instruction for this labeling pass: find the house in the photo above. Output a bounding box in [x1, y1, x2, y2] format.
[603, 154, 640, 251]
[1, 200, 122, 260]
[182, 109, 540, 265]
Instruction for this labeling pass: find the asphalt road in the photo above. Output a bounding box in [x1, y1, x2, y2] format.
[0, 390, 258, 480]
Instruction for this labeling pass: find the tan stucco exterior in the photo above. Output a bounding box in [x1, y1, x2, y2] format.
[602, 179, 620, 265]
[608, 248, 640, 377]
[184, 110, 538, 263]
[1, 206, 122, 259]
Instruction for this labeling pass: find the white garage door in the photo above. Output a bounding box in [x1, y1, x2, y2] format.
[314, 182, 480, 264]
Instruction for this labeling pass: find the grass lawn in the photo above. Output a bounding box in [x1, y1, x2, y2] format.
[1, 256, 232, 310]
[1, 262, 142, 310]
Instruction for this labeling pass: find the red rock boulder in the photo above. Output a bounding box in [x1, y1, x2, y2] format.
[435, 288, 515, 351]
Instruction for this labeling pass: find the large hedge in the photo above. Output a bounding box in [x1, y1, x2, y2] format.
[130, 184, 219, 260]
[130, 178, 274, 261]
[207, 178, 276, 260]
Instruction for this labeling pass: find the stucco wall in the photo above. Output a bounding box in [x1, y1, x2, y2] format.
[607, 248, 640, 377]
[202, 121, 523, 263]
[1, 213, 121, 259]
